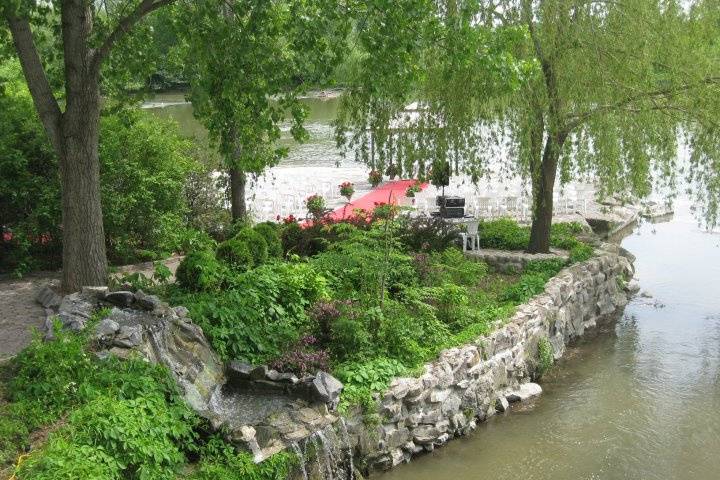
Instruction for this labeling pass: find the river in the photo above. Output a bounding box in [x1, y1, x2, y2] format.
[378, 201, 720, 480]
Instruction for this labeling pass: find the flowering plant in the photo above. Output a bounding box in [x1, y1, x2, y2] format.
[339, 181, 355, 201]
[305, 194, 326, 219]
[269, 335, 330, 376]
[368, 170, 382, 187]
[278, 214, 297, 224]
[372, 202, 398, 220]
[405, 181, 422, 198]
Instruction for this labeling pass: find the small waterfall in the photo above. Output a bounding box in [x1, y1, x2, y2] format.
[290, 422, 356, 480]
[338, 418, 355, 480]
[291, 442, 309, 480]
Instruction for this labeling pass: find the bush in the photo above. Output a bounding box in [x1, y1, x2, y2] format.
[397, 216, 461, 252]
[499, 273, 548, 304]
[479, 218, 530, 251]
[253, 222, 282, 258]
[234, 228, 268, 266]
[216, 238, 254, 272]
[169, 262, 328, 363]
[175, 250, 223, 291]
[569, 243, 594, 263]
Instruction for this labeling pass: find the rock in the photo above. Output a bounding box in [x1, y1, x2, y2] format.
[412, 425, 441, 444]
[271, 372, 299, 384]
[311, 371, 343, 408]
[134, 290, 162, 311]
[113, 324, 143, 348]
[105, 290, 135, 307]
[506, 383, 542, 403]
[495, 396, 510, 413]
[429, 388, 450, 403]
[383, 425, 410, 449]
[95, 318, 120, 340]
[174, 306, 190, 318]
[81, 286, 108, 300]
[43, 308, 56, 341]
[227, 361, 253, 383]
[57, 292, 94, 331]
[36, 285, 62, 309]
[441, 393, 462, 415]
[246, 365, 267, 381]
[640, 290, 652, 298]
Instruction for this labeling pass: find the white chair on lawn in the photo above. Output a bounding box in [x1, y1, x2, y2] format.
[460, 220, 480, 252]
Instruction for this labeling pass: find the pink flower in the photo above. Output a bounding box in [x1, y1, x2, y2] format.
[2, 232, 12, 242]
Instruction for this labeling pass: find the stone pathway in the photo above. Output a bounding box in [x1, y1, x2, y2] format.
[0, 272, 58, 361]
[0, 256, 182, 362]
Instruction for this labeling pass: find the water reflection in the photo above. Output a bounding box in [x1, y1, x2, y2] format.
[379, 200, 720, 480]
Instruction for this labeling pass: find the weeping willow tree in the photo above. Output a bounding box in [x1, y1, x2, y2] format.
[334, 0, 534, 180]
[337, 0, 720, 253]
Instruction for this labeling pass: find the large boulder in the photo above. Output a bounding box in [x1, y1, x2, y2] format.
[311, 371, 343, 409]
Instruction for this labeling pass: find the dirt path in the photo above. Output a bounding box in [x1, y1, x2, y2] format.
[0, 256, 183, 361]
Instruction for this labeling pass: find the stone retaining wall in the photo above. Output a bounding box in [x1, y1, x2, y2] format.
[345, 243, 634, 474]
[466, 248, 569, 273]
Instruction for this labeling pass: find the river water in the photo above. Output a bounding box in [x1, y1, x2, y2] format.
[379, 201, 720, 480]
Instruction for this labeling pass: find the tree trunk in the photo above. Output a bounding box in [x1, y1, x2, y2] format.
[527, 134, 564, 254]
[59, 46, 108, 291]
[229, 168, 247, 221]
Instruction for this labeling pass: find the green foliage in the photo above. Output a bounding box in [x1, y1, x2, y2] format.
[0, 64, 201, 272]
[169, 262, 328, 363]
[336, 358, 408, 413]
[178, 0, 349, 190]
[253, 222, 282, 258]
[175, 250, 223, 292]
[99, 109, 198, 264]
[479, 218, 530, 251]
[396, 216, 462, 253]
[15, 437, 120, 480]
[537, 337, 554, 378]
[3, 324, 196, 477]
[216, 238, 254, 273]
[311, 226, 417, 298]
[569, 243, 594, 263]
[189, 436, 295, 480]
[234, 228, 268, 266]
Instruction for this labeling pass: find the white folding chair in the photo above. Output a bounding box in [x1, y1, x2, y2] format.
[460, 220, 480, 252]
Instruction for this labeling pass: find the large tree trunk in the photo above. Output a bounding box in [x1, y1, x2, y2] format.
[55, 1, 107, 292]
[527, 133, 565, 253]
[59, 78, 108, 292]
[229, 168, 247, 221]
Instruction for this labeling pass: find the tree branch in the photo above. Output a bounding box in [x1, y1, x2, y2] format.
[566, 76, 720, 131]
[5, 12, 64, 154]
[91, 0, 176, 72]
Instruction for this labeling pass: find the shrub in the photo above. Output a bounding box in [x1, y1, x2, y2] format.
[569, 243, 594, 263]
[424, 248, 489, 286]
[499, 273, 548, 304]
[169, 262, 328, 363]
[397, 216, 461, 252]
[16, 437, 120, 480]
[175, 250, 223, 291]
[216, 238, 254, 272]
[269, 335, 330, 376]
[479, 218, 530, 251]
[253, 222, 282, 258]
[234, 228, 268, 265]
